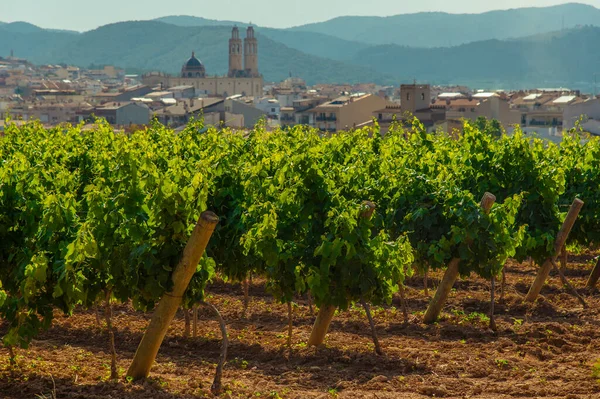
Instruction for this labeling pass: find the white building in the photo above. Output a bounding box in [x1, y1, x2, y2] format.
[254, 97, 280, 118]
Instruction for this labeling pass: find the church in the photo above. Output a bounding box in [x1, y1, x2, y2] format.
[142, 26, 264, 97]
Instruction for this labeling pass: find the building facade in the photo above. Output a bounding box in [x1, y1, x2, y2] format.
[142, 27, 263, 97]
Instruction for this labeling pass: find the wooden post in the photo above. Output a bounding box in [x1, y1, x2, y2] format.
[423, 193, 496, 324]
[127, 211, 219, 380]
[586, 257, 600, 289]
[307, 305, 336, 347]
[423, 258, 460, 324]
[525, 199, 584, 303]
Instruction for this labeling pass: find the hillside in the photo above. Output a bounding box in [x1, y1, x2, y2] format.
[350, 26, 600, 90]
[293, 3, 600, 47]
[0, 21, 79, 35]
[0, 21, 392, 85]
[153, 15, 369, 61]
[154, 15, 243, 27]
[0, 21, 46, 34]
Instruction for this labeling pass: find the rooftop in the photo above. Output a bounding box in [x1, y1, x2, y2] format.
[552, 95, 577, 104]
[523, 93, 543, 101]
[472, 92, 498, 99]
[437, 92, 464, 99]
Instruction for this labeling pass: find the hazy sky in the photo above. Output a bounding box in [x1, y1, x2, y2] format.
[3, 0, 600, 31]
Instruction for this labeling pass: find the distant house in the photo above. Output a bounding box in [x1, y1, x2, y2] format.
[167, 85, 196, 99]
[308, 94, 390, 132]
[280, 97, 328, 128]
[562, 97, 600, 132]
[92, 85, 152, 104]
[153, 98, 225, 126]
[254, 97, 280, 118]
[223, 97, 268, 128]
[78, 102, 150, 125]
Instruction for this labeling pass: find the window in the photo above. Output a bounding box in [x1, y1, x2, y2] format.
[407, 93, 411, 101]
[378, 113, 383, 120]
[421, 93, 425, 101]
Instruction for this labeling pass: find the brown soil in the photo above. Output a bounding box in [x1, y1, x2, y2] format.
[2, 255, 600, 399]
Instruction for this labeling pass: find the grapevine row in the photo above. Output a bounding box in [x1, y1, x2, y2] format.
[0, 117, 597, 382]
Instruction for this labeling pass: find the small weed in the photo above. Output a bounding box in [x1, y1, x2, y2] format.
[495, 359, 509, 369]
[230, 357, 249, 370]
[328, 387, 339, 398]
[592, 359, 600, 381]
[512, 318, 524, 330]
[452, 310, 489, 325]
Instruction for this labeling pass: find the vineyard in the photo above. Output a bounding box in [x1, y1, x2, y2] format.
[1, 118, 600, 398]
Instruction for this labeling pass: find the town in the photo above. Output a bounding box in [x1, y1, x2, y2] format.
[6, 2, 600, 399]
[1, 25, 597, 141]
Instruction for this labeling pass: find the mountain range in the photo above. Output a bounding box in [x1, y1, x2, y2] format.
[1, 3, 600, 89]
[290, 3, 600, 47]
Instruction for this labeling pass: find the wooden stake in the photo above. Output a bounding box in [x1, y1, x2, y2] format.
[307, 305, 336, 347]
[424, 269, 429, 296]
[424, 193, 496, 324]
[104, 290, 118, 380]
[361, 300, 383, 355]
[489, 276, 497, 332]
[586, 257, 600, 289]
[127, 211, 219, 380]
[423, 258, 460, 324]
[525, 199, 584, 303]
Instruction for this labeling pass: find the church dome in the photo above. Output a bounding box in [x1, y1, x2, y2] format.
[181, 51, 206, 78]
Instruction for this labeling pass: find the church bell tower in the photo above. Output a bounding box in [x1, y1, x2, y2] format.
[244, 26, 259, 77]
[228, 26, 243, 77]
